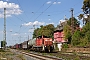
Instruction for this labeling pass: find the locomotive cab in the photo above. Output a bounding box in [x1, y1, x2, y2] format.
[35, 35, 54, 52]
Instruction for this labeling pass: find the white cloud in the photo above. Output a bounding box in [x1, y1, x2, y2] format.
[33, 21, 44, 25]
[59, 19, 66, 23]
[47, 1, 51, 4]
[22, 22, 33, 26]
[22, 21, 45, 26]
[0, 1, 22, 18]
[47, 1, 61, 4]
[46, 22, 54, 25]
[6, 0, 9, 1]
[0, 1, 19, 9]
[53, 2, 61, 4]
[58, 2, 61, 4]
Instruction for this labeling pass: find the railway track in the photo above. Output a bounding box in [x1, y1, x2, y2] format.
[11, 49, 90, 60]
[20, 51, 63, 60]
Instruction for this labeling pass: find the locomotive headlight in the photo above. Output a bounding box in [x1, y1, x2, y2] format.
[45, 40, 48, 41]
[50, 40, 52, 41]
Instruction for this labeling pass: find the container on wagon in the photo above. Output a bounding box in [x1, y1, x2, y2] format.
[28, 38, 36, 46]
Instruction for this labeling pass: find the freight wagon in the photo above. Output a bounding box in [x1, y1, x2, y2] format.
[22, 41, 28, 50]
[18, 43, 22, 49]
[13, 44, 19, 49]
[28, 38, 36, 49]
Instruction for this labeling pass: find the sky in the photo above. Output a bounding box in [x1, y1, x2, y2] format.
[0, 0, 84, 46]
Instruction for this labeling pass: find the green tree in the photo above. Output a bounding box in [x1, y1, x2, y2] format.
[71, 22, 90, 47]
[79, 36, 89, 47]
[71, 30, 81, 47]
[77, 0, 90, 47]
[77, 22, 90, 47]
[67, 17, 80, 31]
[78, 0, 90, 24]
[33, 28, 40, 38]
[82, 0, 90, 14]
[33, 24, 55, 38]
[64, 24, 72, 44]
[82, 22, 90, 33]
[63, 17, 80, 44]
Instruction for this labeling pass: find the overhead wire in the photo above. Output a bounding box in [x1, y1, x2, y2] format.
[27, 0, 48, 20]
[13, 0, 48, 34]
[14, 0, 29, 34]
[0, 0, 54, 44]
[3, 0, 82, 31]
[13, 0, 82, 35]
[6, 1, 27, 44]
[15, 0, 53, 33]
[23, 0, 58, 35]
[15, 0, 58, 42]
[16, 0, 30, 21]
[33, 0, 57, 22]
[16, 0, 57, 34]
[6, 0, 52, 43]
[58, 0, 83, 21]
[16, 0, 30, 23]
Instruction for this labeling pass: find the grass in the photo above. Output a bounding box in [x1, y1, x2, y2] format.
[0, 49, 5, 52]
[0, 49, 15, 60]
[17, 54, 26, 60]
[38, 51, 90, 60]
[0, 49, 26, 60]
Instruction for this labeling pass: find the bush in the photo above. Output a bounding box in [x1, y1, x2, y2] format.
[62, 43, 68, 48]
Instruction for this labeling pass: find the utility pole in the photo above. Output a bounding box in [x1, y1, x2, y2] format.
[70, 8, 74, 34]
[33, 25, 35, 29]
[3, 8, 6, 49]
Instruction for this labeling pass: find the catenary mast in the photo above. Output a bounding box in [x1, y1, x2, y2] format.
[3, 8, 6, 49]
